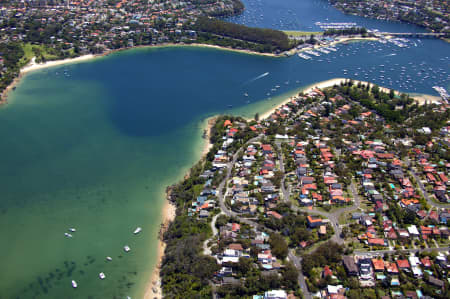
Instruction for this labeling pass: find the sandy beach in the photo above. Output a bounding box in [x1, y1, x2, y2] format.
[201, 116, 217, 158]
[187, 43, 279, 57]
[144, 198, 176, 299]
[0, 54, 98, 104]
[348, 79, 441, 105]
[259, 77, 442, 121]
[0, 43, 282, 105]
[20, 54, 96, 74]
[259, 78, 346, 120]
[144, 115, 215, 298]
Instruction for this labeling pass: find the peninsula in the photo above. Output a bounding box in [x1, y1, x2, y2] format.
[159, 78, 450, 298]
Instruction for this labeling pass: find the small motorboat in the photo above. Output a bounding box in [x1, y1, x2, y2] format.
[124, 245, 131, 252]
[99, 272, 106, 280]
[72, 280, 77, 288]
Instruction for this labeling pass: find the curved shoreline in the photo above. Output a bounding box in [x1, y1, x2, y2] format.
[144, 77, 441, 298]
[0, 36, 385, 106]
[144, 115, 216, 299]
[0, 43, 282, 105]
[258, 78, 441, 121]
[1, 43, 443, 298]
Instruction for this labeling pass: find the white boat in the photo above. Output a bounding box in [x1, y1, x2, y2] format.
[69, 228, 76, 232]
[72, 280, 77, 288]
[64, 233, 73, 238]
[106, 256, 112, 261]
[99, 272, 106, 280]
[244, 93, 249, 97]
[317, 48, 330, 54]
[124, 245, 131, 252]
[298, 53, 311, 60]
[133, 227, 142, 235]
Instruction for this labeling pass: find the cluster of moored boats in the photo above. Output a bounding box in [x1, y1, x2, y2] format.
[64, 227, 76, 238]
[69, 226, 142, 295]
[433, 86, 450, 101]
[298, 46, 337, 60]
[295, 39, 449, 94]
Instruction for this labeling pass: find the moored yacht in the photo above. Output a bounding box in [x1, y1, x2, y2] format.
[72, 280, 77, 288]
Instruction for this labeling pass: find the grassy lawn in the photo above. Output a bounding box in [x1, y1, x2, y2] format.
[351, 241, 366, 251]
[18, 43, 63, 67]
[18, 43, 35, 67]
[283, 30, 323, 37]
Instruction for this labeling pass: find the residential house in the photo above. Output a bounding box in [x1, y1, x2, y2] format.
[371, 259, 385, 272]
[307, 215, 323, 228]
[396, 259, 410, 271]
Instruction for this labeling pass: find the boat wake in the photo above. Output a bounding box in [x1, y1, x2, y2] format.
[244, 72, 269, 85]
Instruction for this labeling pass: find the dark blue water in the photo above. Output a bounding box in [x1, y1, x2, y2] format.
[227, 0, 427, 33]
[1, 1, 449, 298]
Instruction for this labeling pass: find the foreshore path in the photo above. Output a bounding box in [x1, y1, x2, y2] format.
[203, 212, 224, 255]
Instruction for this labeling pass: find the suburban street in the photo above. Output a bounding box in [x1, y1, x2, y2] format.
[404, 158, 450, 209]
[213, 140, 449, 298]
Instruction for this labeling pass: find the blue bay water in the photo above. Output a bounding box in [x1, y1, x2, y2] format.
[226, 0, 427, 32]
[1, 1, 449, 298]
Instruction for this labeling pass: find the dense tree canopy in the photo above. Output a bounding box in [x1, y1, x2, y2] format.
[195, 16, 291, 51]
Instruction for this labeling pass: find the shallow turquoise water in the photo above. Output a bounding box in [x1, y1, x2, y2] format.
[0, 37, 449, 299]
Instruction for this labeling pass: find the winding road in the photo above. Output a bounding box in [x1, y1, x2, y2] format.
[211, 140, 449, 298]
[404, 158, 450, 209]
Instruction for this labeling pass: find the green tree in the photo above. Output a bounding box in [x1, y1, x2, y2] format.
[269, 233, 288, 260]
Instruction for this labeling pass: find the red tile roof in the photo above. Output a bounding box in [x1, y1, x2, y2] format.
[386, 262, 399, 273]
[397, 259, 410, 269]
[368, 238, 386, 246]
[372, 259, 385, 271]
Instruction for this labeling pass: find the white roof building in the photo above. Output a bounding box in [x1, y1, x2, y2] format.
[407, 225, 420, 236]
[264, 290, 287, 299]
[327, 285, 344, 294]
